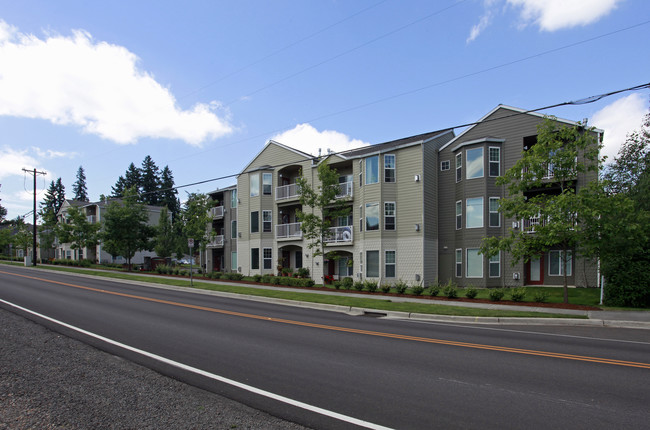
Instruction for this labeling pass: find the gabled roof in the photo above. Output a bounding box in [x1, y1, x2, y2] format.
[239, 140, 313, 175]
[336, 129, 454, 159]
[439, 105, 604, 152]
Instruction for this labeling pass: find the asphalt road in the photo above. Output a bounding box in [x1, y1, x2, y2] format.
[1, 265, 649, 429]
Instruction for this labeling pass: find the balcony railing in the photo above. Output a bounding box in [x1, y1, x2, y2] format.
[336, 181, 353, 199]
[207, 235, 224, 247]
[522, 216, 547, 233]
[275, 183, 300, 201]
[324, 226, 353, 244]
[209, 206, 224, 219]
[86, 215, 97, 224]
[276, 222, 302, 239]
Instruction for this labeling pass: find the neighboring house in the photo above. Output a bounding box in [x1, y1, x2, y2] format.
[202, 185, 238, 273]
[232, 105, 601, 287]
[56, 198, 166, 264]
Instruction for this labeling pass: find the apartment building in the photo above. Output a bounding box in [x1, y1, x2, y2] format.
[228, 105, 601, 287]
[203, 185, 238, 273]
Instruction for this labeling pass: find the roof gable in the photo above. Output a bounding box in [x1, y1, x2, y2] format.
[239, 140, 312, 174]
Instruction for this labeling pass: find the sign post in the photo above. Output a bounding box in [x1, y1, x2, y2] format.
[188, 238, 194, 287]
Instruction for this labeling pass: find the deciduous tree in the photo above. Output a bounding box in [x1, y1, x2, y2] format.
[56, 206, 100, 260]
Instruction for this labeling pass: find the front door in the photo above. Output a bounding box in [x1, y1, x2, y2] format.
[525, 254, 544, 285]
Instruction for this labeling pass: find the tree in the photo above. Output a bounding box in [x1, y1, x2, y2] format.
[102, 188, 154, 270]
[12, 218, 33, 258]
[72, 166, 89, 201]
[140, 155, 161, 206]
[160, 166, 180, 221]
[179, 192, 213, 258]
[480, 117, 601, 303]
[113, 163, 143, 198]
[0, 184, 7, 223]
[296, 161, 351, 261]
[39, 178, 66, 250]
[56, 206, 101, 260]
[153, 207, 175, 259]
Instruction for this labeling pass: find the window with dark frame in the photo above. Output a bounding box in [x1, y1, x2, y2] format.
[251, 248, 259, 270]
[384, 154, 395, 182]
[250, 211, 259, 233]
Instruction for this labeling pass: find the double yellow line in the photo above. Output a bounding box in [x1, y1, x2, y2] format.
[3, 269, 649, 370]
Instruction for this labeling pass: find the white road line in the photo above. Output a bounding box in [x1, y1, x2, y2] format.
[1, 298, 393, 430]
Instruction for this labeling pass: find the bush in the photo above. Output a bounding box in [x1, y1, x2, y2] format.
[411, 285, 424, 296]
[488, 288, 505, 301]
[428, 283, 441, 297]
[173, 268, 180, 275]
[533, 290, 550, 303]
[296, 267, 310, 278]
[380, 283, 392, 293]
[464, 287, 478, 299]
[271, 276, 281, 285]
[364, 280, 378, 293]
[394, 280, 408, 295]
[353, 281, 364, 291]
[262, 274, 272, 283]
[333, 281, 341, 290]
[443, 281, 458, 299]
[253, 274, 262, 282]
[301, 279, 315, 287]
[230, 273, 243, 281]
[342, 277, 354, 290]
[509, 287, 527, 302]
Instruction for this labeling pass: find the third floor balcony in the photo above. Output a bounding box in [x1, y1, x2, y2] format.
[275, 183, 301, 201]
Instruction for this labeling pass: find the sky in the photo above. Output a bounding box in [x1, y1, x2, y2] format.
[1, 0, 649, 220]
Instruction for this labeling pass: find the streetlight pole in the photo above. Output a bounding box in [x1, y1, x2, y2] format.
[22, 168, 46, 266]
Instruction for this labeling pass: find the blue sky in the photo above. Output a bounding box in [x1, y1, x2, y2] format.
[1, 0, 649, 220]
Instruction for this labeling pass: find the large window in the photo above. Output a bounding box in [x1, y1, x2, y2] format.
[455, 249, 462, 277]
[295, 251, 303, 269]
[365, 202, 379, 231]
[250, 174, 259, 197]
[384, 154, 395, 182]
[466, 197, 484, 229]
[549, 250, 572, 276]
[489, 197, 500, 227]
[466, 147, 484, 179]
[489, 251, 500, 277]
[385, 250, 396, 278]
[231, 220, 237, 238]
[231, 252, 237, 271]
[250, 211, 259, 233]
[456, 201, 462, 230]
[466, 248, 483, 278]
[384, 202, 395, 230]
[262, 173, 272, 195]
[231, 189, 237, 208]
[366, 250, 379, 277]
[251, 248, 259, 270]
[263, 248, 273, 270]
[489, 147, 500, 177]
[456, 153, 462, 183]
[262, 210, 272, 233]
[338, 257, 352, 277]
[365, 156, 379, 185]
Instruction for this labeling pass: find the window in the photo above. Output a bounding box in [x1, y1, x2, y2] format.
[366, 250, 379, 277]
[466, 147, 484, 179]
[489, 197, 500, 227]
[231, 189, 237, 208]
[466, 248, 482, 278]
[231, 220, 237, 238]
[338, 214, 353, 226]
[251, 248, 259, 270]
[262, 210, 272, 233]
[456, 201, 462, 230]
[385, 250, 396, 278]
[262, 173, 272, 195]
[338, 258, 352, 277]
[384, 154, 395, 182]
[384, 202, 395, 230]
[231, 252, 237, 271]
[441, 160, 450, 171]
[365, 156, 379, 184]
[549, 250, 572, 276]
[359, 205, 363, 232]
[263, 248, 272, 270]
[250, 174, 259, 197]
[295, 251, 302, 269]
[455, 249, 462, 277]
[489, 252, 500, 277]
[365, 203, 379, 231]
[456, 153, 462, 182]
[250, 211, 259, 233]
[489, 147, 500, 177]
[466, 197, 483, 228]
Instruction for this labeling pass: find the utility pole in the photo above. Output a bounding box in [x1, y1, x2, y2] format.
[22, 168, 47, 266]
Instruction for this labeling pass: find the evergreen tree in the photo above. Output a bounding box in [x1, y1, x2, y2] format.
[72, 166, 89, 201]
[0, 184, 7, 223]
[153, 207, 175, 259]
[124, 162, 142, 195]
[140, 155, 161, 206]
[160, 166, 180, 220]
[39, 178, 66, 249]
[111, 176, 127, 198]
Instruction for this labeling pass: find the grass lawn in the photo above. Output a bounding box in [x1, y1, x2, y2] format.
[9, 263, 591, 319]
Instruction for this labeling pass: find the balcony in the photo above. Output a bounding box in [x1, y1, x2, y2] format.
[209, 206, 224, 219]
[275, 183, 300, 201]
[86, 215, 97, 223]
[324, 226, 353, 245]
[276, 222, 302, 240]
[207, 235, 224, 247]
[336, 181, 353, 199]
[522, 216, 546, 233]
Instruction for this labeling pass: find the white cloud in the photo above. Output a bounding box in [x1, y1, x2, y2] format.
[0, 20, 232, 146]
[271, 124, 370, 156]
[0, 147, 43, 180]
[507, 0, 621, 31]
[467, 1, 497, 43]
[591, 93, 648, 163]
[31, 147, 78, 159]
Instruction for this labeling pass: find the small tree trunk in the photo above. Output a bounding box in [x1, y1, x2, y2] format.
[562, 249, 569, 304]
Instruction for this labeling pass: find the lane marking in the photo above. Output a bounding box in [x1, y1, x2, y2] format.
[0, 298, 393, 430]
[2, 269, 650, 370]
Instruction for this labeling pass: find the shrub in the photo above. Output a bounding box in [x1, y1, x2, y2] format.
[230, 273, 243, 281]
[509, 287, 527, 302]
[173, 268, 180, 275]
[253, 274, 262, 282]
[465, 287, 478, 299]
[380, 283, 392, 293]
[411, 285, 425, 296]
[533, 290, 550, 303]
[364, 280, 378, 293]
[488, 288, 505, 301]
[333, 281, 341, 290]
[394, 280, 408, 295]
[342, 277, 354, 290]
[428, 283, 441, 297]
[353, 281, 364, 291]
[302, 279, 315, 287]
[442, 281, 458, 299]
[262, 274, 273, 283]
[271, 276, 281, 285]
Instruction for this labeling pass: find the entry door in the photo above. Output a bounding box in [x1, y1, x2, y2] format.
[526, 255, 544, 285]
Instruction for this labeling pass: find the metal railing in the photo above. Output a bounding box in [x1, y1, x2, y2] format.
[522, 216, 546, 233]
[275, 183, 300, 200]
[336, 181, 353, 199]
[207, 235, 224, 247]
[324, 226, 353, 244]
[210, 206, 224, 218]
[86, 215, 97, 224]
[276, 222, 302, 239]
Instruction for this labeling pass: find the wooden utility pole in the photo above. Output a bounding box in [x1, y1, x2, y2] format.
[22, 168, 47, 266]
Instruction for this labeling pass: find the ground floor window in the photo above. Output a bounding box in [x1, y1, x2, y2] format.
[263, 248, 273, 270]
[385, 250, 396, 278]
[549, 250, 572, 276]
[366, 250, 379, 277]
[489, 252, 500, 277]
[338, 257, 353, 277]
[231, 252, 237, 271]
[251, 248, 259, 270]
[455, 249, 462, 277]
[466, 248, 482, 278]
[295, 251, 303, 269]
